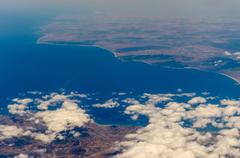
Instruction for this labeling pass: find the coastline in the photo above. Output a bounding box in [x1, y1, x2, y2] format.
[37, 40, 240, 87]
[219, 73, 240, 85]
[36, 40, 119, 58]
[185, 66, 240, 85]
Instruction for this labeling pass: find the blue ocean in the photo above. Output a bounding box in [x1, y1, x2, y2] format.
[0, 43, 239, 97]
[0, 14, 240, 126]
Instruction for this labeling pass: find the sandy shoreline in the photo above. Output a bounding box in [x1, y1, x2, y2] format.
[219, 73, 240, 85]
[185, 66, 240, 85]
[36, 40, 119, 58]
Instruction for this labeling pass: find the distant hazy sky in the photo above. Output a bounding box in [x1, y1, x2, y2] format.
[1, 0, 240, 18]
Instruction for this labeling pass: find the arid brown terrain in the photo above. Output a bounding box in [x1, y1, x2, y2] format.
[0, 115, 138, 158]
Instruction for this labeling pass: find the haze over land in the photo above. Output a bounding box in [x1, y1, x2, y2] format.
[1, 0, 240, 18]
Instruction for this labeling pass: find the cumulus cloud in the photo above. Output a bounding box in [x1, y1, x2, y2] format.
[37, 93, 69, 110]
[142, 93, 173, 104]
[115, 93, 240, 158]
[12, 98, 33, 105]
[123, 98, 140, 105]
[3, 91, 91, 143]
[8, 98, 33, 115]
[27, 91, 43, 95]
[224, 51, 240, 61]
[34, 100, 90, 133]
[2, 89, 240, 156]
[112, 92, 127, 96]
[31, 93, 91, 143]
[188, 96, 207, 105]
[93, 99, 120, 108]
[221, 99, 240, 106]
[14, 154, 29, 158]
[31, 133, 56, 143]
[0, 125, 30, 140]
[8, 104, 27, 116]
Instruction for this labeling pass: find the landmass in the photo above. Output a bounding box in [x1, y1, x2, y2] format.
[0, 115, 137, 158]
[37, 15, 240, 83]
[0, 92, 139, 158]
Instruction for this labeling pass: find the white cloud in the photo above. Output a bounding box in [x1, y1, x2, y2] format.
[14, 154, 29, 158]
[224, 51, 232, 56]
[34, 100, 90, 135]
[93, 99, 120, 108]
[36, 92, 89, 110]
[221, 99, 240, 106]
[0, 125, 30, 140]
[143, 93, 172, 104]
[12, 98, 33, 105]
[31, 133, 56, 143]
[4, 92, 91, 143]
[224, 51, 240, 61]
[3, 90, 240, 155]
[123, 98, 140, 105]
[37, 93, 69, 110]
[115, 94, 240, 158]
[8, 98, 33, 115]
[188, 96, 206, 105]
[27, 91, 43, 95]
[8, 103, 27, 116]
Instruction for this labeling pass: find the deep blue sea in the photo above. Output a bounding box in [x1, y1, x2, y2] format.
[0, 44, 239, 98]
[0, 15, 240, 125]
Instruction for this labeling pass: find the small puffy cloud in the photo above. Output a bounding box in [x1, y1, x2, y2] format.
[8, 98, 33, 115]
[224, 51, 232, 56]
[37, 94, 69, 110]
[34, 100, 90, 133]
[93, 99, 119, 108]
[178, 92, 196, 97]
[222, 106, 240, 116]
[36, 92, 89, 110]
[143, 93, 172, 104]
[8, 104, 27, 116]
[123, 98, 140, 105]
[12, 98, 33, 105]
[0, 125, 29, 140]
[27, 91, 43, 95]
[188, 104, 222, 118]
[221, 99, 240, 106]
[31, 133, 56, 143]
[188, 96, 206, 105]
[14, 154, 29, 158]
[112, 92, 127, 96]
[224, 51, 240, 61]
[69, 91, 88, 98]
